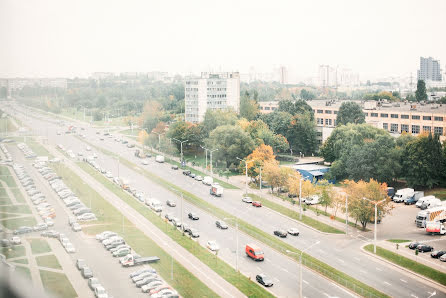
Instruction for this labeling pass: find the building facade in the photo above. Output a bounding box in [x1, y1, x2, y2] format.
[418, 57, 442, 82]
[184, 72, 240, 123]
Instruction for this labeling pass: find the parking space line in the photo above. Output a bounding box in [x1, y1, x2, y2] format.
[400, 279, 407, 283]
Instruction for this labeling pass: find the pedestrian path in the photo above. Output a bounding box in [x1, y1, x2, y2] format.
[22, 239, 44, 292]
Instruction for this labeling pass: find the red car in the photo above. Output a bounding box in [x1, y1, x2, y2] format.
[252, 201, 262, 207]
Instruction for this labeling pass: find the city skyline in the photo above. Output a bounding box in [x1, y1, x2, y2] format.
[1, 0, 446, 81]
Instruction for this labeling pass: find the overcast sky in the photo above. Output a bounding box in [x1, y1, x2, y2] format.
[1, 0, 445, 81]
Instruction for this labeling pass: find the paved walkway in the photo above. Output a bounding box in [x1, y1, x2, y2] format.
[22, 239, 44, 292]
[44, 141, 246, 298]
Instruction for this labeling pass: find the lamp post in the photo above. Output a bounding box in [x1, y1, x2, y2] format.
[153, 132, 164, 152]
[288, 173, 304, 220]
[223, 217, 239, 272]
[209, 148, 218, 175]
[286, 240, 320, 298]
[259, 167, 262, 191]
[344, 195, 349, 235]
[172, 138, 188, 162]
[362, 197, 386, 254]
[200, 146, 209, 172]
[236, 157, 255, 195]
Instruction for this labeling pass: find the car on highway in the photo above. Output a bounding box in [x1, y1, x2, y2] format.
[273, 230, 287, 238]
[215, 220, 228, 229]
[188, 212, 199, 220]
[76, 259, 87, 270]
[88, 277, 100, 291]
[417, 244, 434, 253]
[195, 175, 203, 181]
[182, 170, 191, 176]
[10, 236, 21, 245]
[171, 165, 178, 170]
[287, 228, 300, 236]
[252, 201, 262, 207]
[189, 173, 196, 179]
[141, 159, 149, 165]
[13, 226, 33, 235]
[166, 200, 176, 207]
[206, 240, 220, 251]
[431, 250, 446, 259]
[256, 274, 273, 287]
[82, 267, 93, 278]
[242, 196, 252, 203]
[409, 242, 421, 249]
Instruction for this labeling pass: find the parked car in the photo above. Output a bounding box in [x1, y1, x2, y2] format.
[72, 223, 82, 232]
[440, 254, 446, 262]
[273, 230, 287, 238]
[166, 200, 176, 207]
[77, 213, 97, 221]
[206, 240, 219, 251]
[242, 197, 252, 203]
[182, 170, 191, 176]
[417, 244, 434, 253]
[88, 277, 100, 291]
[94, 286, 108, 298]
[10, 236, 21, 245]
[287, 228, 300, 236]
[189, 173, 196, 179]
[65, 243, 76, 253]
[215, 220, 228, 229]
[256, 274, 274, 287]
[252, 201, 262, 207]
[188, 228, 200, 238]
[430, 250, 446, 259]
[195, 176, 203, 181]
[33, 223, 48, 231]
[13, 226, 33, 235]
[76, 259, 87, 270]
[82, 267, 93, 278]
[188, 212, 199, 220]
[409, 242, 421, 249]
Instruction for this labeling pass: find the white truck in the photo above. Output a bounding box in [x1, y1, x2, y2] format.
[425, 221, 446, 235]
[210, 183, 223, 197]
[416, 195, 436, 208]
[420, 198, 442, 210]
[393, 188, 414, 203]
[416, 206, 446, 228]
[202, 176, 213, 186]
[155, 155, 165, 163]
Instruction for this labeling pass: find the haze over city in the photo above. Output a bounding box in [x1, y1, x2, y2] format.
[1, 0, 446, 81]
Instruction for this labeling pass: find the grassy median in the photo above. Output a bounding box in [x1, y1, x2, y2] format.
[39, 270, 77, 298]
[36, 254, 62, 270]
[82, 140, 388, 298]
[364, 244, 446, 286]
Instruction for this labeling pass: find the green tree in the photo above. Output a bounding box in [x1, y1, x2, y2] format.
[0, 87, 7, 98]
[278, 99, 314, 120]
[260, 111, 293, 137]
[402, 133, 445, 188]
[287, 112, 318, 155]
[240, 95, 259, 121]
[201, 109, 238, 137]
[205, 125, 256, 168]
[415, 80, 427, 102]
[336, 101, 365, 126]
[300, 89, 316, 100]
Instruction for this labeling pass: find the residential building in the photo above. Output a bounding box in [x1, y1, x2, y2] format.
[184, 72, 240, 123]
[418, 57, 442, 82]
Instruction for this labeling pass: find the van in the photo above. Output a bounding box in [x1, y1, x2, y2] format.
[245, 244, 264, 261]
[416, 196, 436, 208]
[202, 176, 213, 186]
[305, 195, 320, 205]
[155, 155, 165, 163]
[420, 198, 441, 210]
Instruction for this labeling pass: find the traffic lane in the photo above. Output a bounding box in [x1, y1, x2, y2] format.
[9, 146, 145, 298]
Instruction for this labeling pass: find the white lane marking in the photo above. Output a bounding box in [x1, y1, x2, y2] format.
[323, 293, 330, 297]
[410, 295, 418, 298]
[336, 258, 345, 264]
[265, 258, 271, 263]
[282, 268, 289, 273]
[302, 280, 309, 285]
[317, 249, 325, 254]
[400, 279, 407, 283]
[384, 281, 391, 286]
[256, 266, 261, 271]
[376, 267, 382, 271]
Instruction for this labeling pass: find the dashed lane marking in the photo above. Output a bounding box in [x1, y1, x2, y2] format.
[384, 282, 391, 286]
[400, 279, 407, 283]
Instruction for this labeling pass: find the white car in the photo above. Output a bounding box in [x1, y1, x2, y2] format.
[105, 171, 113, 178]
[72, 223, 82, 232]
[141, 160, 149, 165]
[77, 213, 97, 221]
[10, 236, 21, 245]
[86, 146, 92, 151]
[65, 243, 76, 253]
[44, 218, 54, 227]
[206, 240, 219, 251]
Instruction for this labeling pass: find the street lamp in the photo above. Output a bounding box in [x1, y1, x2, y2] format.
[153, 132, 164, 152]
[200, 146, 209, 171]
[209, 148, 218, 175]
[172, 138, 188, 162]
[286, 240, 320, 298]
[288, 173, 304, 221]
[223, 217, 239, 272]
[362, 197, 386, 254]
[236, 157, 255, 195]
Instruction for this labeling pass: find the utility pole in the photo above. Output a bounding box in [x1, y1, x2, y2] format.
[173, 138, 188, 162]
[209, 148, 218, 175]
[362, 197, 386, 254]
[237, 157, 254, 195]
[201, 146, 209, 172]
[259, 167, 262, 190]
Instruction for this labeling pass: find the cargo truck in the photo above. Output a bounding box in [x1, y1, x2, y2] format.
[118, 178, 131, 190]
[210, 183, 223, 197]
[120, 254, 160, 267]
[425, 221, 446, 235]
[393, 188, 414, 203]
[404, 191, 425, 205]
[415, 206, 446, 228]
[416, 195, 436, 208]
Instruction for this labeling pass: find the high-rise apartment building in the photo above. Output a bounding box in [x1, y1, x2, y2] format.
[184, 72, 240, 123]
[417, 57, 442, 82]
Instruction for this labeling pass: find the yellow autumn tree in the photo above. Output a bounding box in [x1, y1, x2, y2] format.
[138, 130, 149, 145]
[287, 173, 315, 199]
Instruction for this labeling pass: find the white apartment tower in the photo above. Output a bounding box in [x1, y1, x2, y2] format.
[418, 57, 442, 82]
[184, 72, 240, 123]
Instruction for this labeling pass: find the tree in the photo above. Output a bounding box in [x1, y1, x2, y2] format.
[93, 110, 103, 121]
[205, 125, 255, 168]
[139, 100, 163, 133]
[300, 89, 316, 100]
[415, 80, 427, 102]
[287, 112, 318, 155]
[316, 180, 334, 213]
[242, 120, 289, 153]
[401, 133, 445, 188]
[344, 179, 392, 230]
[263, 160, 282, 193]
[201, 109, 238, 137]
[260, 111, 293, 137]
[138, 130, 149, 145]
[278, 99, 314, 120]
[242, 144, 277, 182]
[336, 102, 365, 126]
[240, 95, 259, 121]
[287, 174, 315, 198]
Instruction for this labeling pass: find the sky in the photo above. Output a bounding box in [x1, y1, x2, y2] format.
[1, 0, 445, 81]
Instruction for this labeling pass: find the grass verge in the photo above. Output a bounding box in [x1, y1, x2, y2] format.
[0, 245, 25, 259]
[425, 188, 446, 201]
[39, 270, 77, 298]
[364, 244, 446, 285]
[29, 238, 51, 255]
[11, 258, 28, 264]
[0, 205, 31, 214]
[15, 266, 31, 280]
[80, 162, 274, 297]
[80, 142, 387, 298]
[386, 239, 411, 243]
[0, 166, 26, 203]
[0, 216, 36, 230]
[36, 254, 62, 270]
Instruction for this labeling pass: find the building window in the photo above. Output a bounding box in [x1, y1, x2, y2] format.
[371, 113, 378, 117]
[434, 116, 443, 121]
[383, 123, 388, 130]
[265, 107, 270, 110]
[401, 114, 409, 119]
[325, 119, 332, 126]
[434, 127, 444, 135]
[391, 114, 398, 119]
[401, 124, 409, 132]
[411, 125, 420, 134]
[380, 113, 388, 118]
[423, 126, 431, 132]
[423, 116, 432, 121]
[272, 107, 276, 110]
[325, 110, 332, 114]
[317, 110, 323, 113]
[317, 118, 323, 125]
[390, 123, 398, 132]
[412, 115, 420, 120]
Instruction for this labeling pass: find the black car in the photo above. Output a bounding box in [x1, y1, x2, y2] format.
[216, 220, 228, 229]
[273, 230, 287, 238]
[417, 244, 434, 253]
[408, 242, 420, 249]
[145, 153, 152, 158]
[182, 170, 191, 176]
[288, 193, 297, 198]
[171, 165, 179, 170]
[188, 212, 199, 220]
[431, 250, 446, 258]
[166, 200, 176, 207]
[13, 226, 33, 235]
[256, 274, 273, 287]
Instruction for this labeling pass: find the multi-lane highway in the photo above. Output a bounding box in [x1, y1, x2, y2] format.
[7, 103, 446, 298]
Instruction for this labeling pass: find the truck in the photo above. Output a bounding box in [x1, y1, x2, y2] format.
[404, 191, 424, 205]
[416, 195, 436, 208]
[420, 198, 442, 210]
[202, 176, 213, 186]
[210, 183, 223, 197]
[425, 221, 446, 235]
[155, 155, 164, 163]
[120, 254, 160, 267]
[415, 206, 446, 228]
[134, 149, 144, 158]
[393, 188, 414, 203]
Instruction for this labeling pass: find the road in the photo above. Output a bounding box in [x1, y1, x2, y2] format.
[7, 103, 446, 298]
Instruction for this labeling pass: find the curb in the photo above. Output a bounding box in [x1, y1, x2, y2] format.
[360, 243, 446, 292]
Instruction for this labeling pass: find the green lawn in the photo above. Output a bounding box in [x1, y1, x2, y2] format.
[29, 239, 51, 255]
[11, 258, 28, 264]
[386, 239, 411, 243]
[0, 166, 25, 203]
[0, 205, 31, 214]
[36, 254, 62, 270]
[80, 142, 387, 298]
[15, 266, 31, 280]
[0, 216, 36, 230]
[119, 128, 140, 136]
[425, 188, 446, 200]
[25, 140, 54, 158]
[364, 244, 446, 285]
[0, 245, 25, 259]
[39, 270, 77, 298]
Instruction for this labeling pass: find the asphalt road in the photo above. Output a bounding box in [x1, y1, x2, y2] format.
[7, 104, 446, 298]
